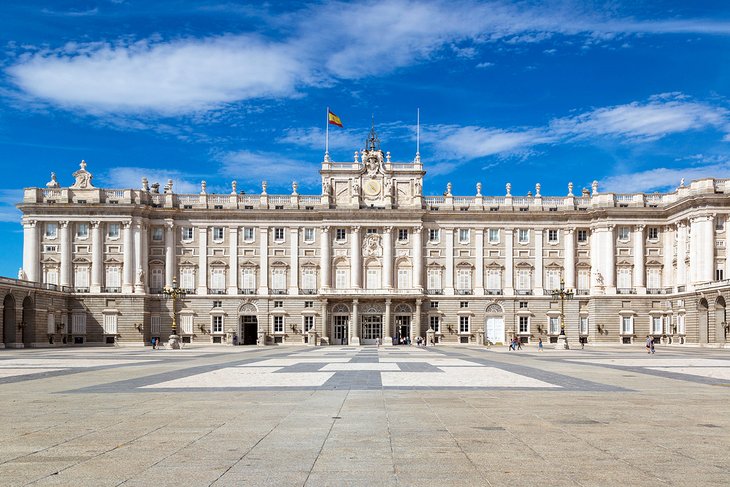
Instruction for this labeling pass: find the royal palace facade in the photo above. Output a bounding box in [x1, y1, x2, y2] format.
[4, 129, 730, 348]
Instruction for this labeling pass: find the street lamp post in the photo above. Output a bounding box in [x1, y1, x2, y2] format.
[162, 277, 186, 349]
[551, 278, 574, 349]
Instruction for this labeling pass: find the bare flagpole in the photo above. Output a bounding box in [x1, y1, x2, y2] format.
[415, 107, 421, 163]
[325, 106, 330, 160]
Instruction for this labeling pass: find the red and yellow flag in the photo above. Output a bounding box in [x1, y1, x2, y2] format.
[328, 110, 343, 128]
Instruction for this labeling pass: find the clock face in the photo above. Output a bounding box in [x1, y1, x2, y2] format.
[364, 179, 381, 196]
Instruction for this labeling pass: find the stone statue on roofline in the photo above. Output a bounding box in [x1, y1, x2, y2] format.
[70, 160, 94, 189]
[46, 172, 60, 188]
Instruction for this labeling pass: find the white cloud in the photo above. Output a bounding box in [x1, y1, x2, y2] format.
[0, 190, 23, 223]
[7, 36, 308, 114]
[601, 159, 730, 193]
[100, 167, 200, 194]
[426, 124, 552, 160]
[279, 127, 363, 153]
[217, 150, 320, 189]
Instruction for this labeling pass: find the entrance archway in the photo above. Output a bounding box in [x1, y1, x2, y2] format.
[715, 297, 726, 343]
[238, 303, 258, 345]
[3, 294, 16, 345]
[22, 296, 34, 347]
[332, 303, 350, 345]
[485, 303, 505, 345]
[698, 298, 709, 343]
[393, 303, 412, 344]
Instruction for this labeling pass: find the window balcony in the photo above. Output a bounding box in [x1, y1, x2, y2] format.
[74, 287, 89, 293]
[300, 288, 317, 295]
[208, 288, 227, 295]
[103, 287, 121, 293]
[182, 288, 196, 295]
[486, 289, 503, 295]
[515, 289, 533, 295]
[427, 289, 444, 295]
[239, 288, 256, 295]
[149, 287, 163, 294]
[617, 288, 636, 295]
[456, 289, 473, 295]
[576, 289, 589, 295]
[271, 289, 288, 295]
[646, 288, 670, 295]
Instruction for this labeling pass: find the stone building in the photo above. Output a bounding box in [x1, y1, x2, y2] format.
[6, 127, 730, 348]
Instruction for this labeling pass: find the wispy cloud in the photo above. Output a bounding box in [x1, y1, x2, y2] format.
[100, 167, 200, 194]
[216, 150, 320, 189]
[0, 190, 23, 223]
[601, 156, 730, 193]
[7, 1, 730, 115]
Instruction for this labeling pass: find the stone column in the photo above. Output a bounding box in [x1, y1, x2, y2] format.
[90, 220, 102, 292]
[383, 226, 393, 289]
[474, 228, 484, 295]
[676, 221, 687, 288]
[534, 227, 544, 293]
[59, 221, 71, 288]
[22, 219, 39, 282]
[444, 228, 454, 294]
[258, 226, 269, 294]
[351, 299, 360, 345]
[604, 225, 616, 290]
[384, 298, 392, 345]
[320, 299, 329, 341]
[197, 226, 208, 295]
[412, 299, 422, 342]
[320, 226, 331, 289]
[164, 219, 175, 287]
[504, 228, 514, 295]
[703, 215, 715, 283]
[633, 225, 645, 292]
[663, 225, 674, 289]
[564, 228, 575, 289]
[228, 226, 238, 295]
[413, 225, 423, 290]
[289, 227, 299, 294]
[122, 220, 134, 293]
[133, 220, 144, 293]
[350, 226, 361, 288]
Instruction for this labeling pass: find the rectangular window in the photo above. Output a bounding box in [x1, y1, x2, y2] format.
[651, 316, 662, 334]
[459, 316, 470, 333]
[622, 316, 633, 334]
[549, 316, 560, 335]
[47, 314, 55, 334]
[182, 227, 194, 241]
[518, 229, 529, 243]
[76, 223, 89, 238]
[335, 228, 346, 241]
[488, 228, 499, 243]
[430, 301, 439, 309]
[180, 267, 195, 290]
[716, 219, 725, 231]
[273, 316, 284, 333]
[304, 301, 313, 308]
[210, 268, 225, 290]
[212, 316, 223, 333]
[459, 228, 470, 243]
[302, 268, 317, 290]
[429, 229, 440, 242]
[304, 227, 315, 242]
[429, 315, 440, 332]
[578, 269, 590, 291]
[271, 268, 286, 290]
[647, 268, 661, 289]
[72, 313, 87, 335]
[107, 223, 120, 238]
[677, 314, 686, 334]
[45, 268, 58, 285]
[487, 269, 501, 290]
[212, 300, 222, 308]
[456, 269, 471, 291]
[648, 227, 659, 240]
[74, 266, 89, 289]
[427, 269, 442, 291]
[577, 229, 587, 243]
[366, 268, 381, 289]
[243, 227, 255, 241]
[150, 315, 161, 335]
[106, 266, 121, 288]
[335, 268, 348, 289]
[460, 301, 468, 308]
[152, 227, 163, 241]
[212, 227, 224, 241]
[274, 227, 285, 241]
[103, 314, 117, 335]
[180, 314, 193, 334]
[397, 268, 411, 289]
[618, 227, 630, 240]
[366, 228, 378, 234]
[716, 267, 724, 281]
[398, 228, 409, 241]
[150, 268, 163, 290]
[45, 223, 58, 238]
[617, 268, 632, 289]
[548, 229, 558, 243]
[519, 301, 528, 309]
[241, 268, 256, 290]
[546, 269, 560, 291]
[517, 269, 531, 290]
[519, 316, 529, 333]
[304, 315, 314, 332]
[580, 316, 589, 335]
[273, 300, 283, 308]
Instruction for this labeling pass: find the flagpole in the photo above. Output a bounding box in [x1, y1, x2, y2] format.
[417, 107, 420, 155]
[325, 106, 329, 160]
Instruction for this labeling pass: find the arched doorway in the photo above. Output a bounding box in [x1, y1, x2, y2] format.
[485, 303, 505, 345]
[331, 303, 350, 345]
[238, 303, 258, 345]
[698, 298, 709, 344]
[3, 294, 16, 345]
[715, 297, 726, 343]
[393, 303, 412, 344]
[22, 296, 34, 347]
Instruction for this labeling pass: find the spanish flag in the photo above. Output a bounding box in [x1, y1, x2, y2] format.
[328, 110, 343, 128]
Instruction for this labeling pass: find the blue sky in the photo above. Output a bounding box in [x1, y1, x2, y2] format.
[1, 1, 730, 278]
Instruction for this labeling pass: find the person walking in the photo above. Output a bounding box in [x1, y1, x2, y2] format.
[538, 337, 543, 352]
[645, 335, 653, 354]
[516, 338, 522, 350]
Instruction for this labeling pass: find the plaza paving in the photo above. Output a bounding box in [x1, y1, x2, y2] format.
[0, 344, 728, 486]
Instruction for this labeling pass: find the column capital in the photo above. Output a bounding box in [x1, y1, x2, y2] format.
[383, 226, 393, 234]
[352, 298, 359, 305]
[564, 228, 574, 235]
[23, 219, 37, 228]
[385, 298, 392, 305]
[90, 220, 101, 228]
[352, 225, 361, 233]
[59, 220, 69, 228]
[321, 225, 331, 233]
[165, 219, 175, 229]
[122, 220, 132, 229]
[413, 225, 423, 233]
[635, 224, 645, 232]
[230, 225, 240, 232]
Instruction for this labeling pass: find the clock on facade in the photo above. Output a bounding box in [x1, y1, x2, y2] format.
[364, 179, 381, 196]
